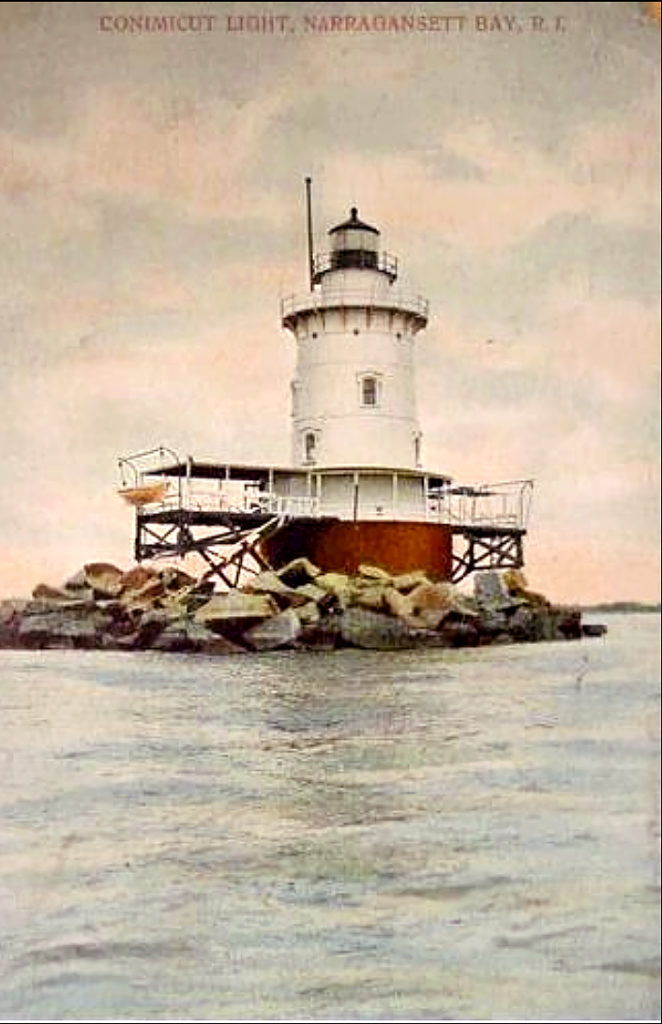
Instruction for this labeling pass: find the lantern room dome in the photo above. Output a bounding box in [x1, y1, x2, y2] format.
[328, 207, 379, 236]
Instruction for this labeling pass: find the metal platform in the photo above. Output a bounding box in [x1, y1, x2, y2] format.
[450, 524, 526, 582]
[134, 507, 290, 588]
[119, 448, 532, 586]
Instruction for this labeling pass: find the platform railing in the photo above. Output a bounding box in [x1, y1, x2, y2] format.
[126, 480, 532, 530]
[118, 451, 532, 532]
[117, 447, 185, 507]
[128, 480, 321, 518]
[428, 480, 533, 531]
[117, 446, 181, 486]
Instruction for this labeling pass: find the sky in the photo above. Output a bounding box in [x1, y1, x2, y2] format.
[0, 1, 659, 604]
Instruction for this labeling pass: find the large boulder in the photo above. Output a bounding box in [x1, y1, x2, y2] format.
[386, 581, 476, 630]
[555, 606, 582, 640]
[63, 568, 89, 593]
[502, 569, 549, 607]
[582, 622, 607, 638]
[31, 584, 73, 601]
[474, 571, 512, 609]
[383, 587, 413, 620]
[293, 582, 327, 602]
[16, 606, 110, 649]
[243, 570, 309, 608]
[336, 607, 417, 650]
[22, 597, 97, 617]
[505, 604, 561, 642]
[295, 621, 340, 651]
[159, 567, 197, 592]
[118, 565, 160, 596]
[390, 570, 431, 593]
[243, 608, 301, 651]
[61, 568, 100, 601]
[293, 582, 337, 611]
[505, 605, 545, 642]
[151, 618, 245, 654]
[315, 572, 353, 607]
[0, 600, 27, 647]
[276, 557, 321, 588]
[357, 564, 392, 583]
[118, 565, 198, 613]
[94, 600, 136, 642]
[131, 609, 173, 648]
[83, 562, 125, 598]
[437, 618, 480, 647]
[296, 600, 322, 626]
[502, 568, 529, 596]
[351, 582, 389, 612]
[413, 583, 455, 621]
[474, 607, 510, 642]
[121, 577, 169, 613]
[185, 580, 216, 602]
[194, 592, 278, 637]
[162, 581, 216, 616]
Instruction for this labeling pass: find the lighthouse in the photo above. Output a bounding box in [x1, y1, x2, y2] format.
[284, 204, 428, 470]
[264, 194, 456, 576]
[119, 186, 531, 586]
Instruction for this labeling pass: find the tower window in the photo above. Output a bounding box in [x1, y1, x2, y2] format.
[304, 431, 317, 463]
[414, 433, 422, 466]
[291, 379, 301, 416]
[358, 372, 383, 407]
[362, 376, 377, 406]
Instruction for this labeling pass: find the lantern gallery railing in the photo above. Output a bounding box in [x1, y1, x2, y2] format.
[280, 288, 429, 325]
[312, 249, 398, 281]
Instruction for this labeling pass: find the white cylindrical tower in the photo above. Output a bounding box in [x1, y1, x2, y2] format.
[281, 207, 429, 469]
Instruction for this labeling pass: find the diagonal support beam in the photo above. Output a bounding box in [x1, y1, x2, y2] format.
[134, 511, 283, 587]
[451, 529, 525, 583]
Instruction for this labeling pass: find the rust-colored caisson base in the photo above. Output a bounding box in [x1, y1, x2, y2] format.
[260, 519, 454, 580]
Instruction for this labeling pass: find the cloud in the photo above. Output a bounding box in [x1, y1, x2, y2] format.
[320, 92, 659, 258]
[0, 312, 296, 594]
[0, 79, 299, 228]
[415, 277, 660, 603]
[529, 282, 660, 407]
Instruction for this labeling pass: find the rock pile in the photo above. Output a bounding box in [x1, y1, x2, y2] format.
[0, 559, 587, 654]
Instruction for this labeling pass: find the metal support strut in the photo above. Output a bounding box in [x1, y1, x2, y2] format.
[451, 527, 525, 583]
[134, 511, 284, 587]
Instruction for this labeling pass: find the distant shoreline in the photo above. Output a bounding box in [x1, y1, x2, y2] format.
[581, 602, 661, 614]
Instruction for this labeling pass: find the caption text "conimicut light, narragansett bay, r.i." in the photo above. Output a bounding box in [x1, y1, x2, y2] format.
[97, 11, 568, 35]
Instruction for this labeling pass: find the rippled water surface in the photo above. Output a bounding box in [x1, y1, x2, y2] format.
[0, 614, 659, 1021]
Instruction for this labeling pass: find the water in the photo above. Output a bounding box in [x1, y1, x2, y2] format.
[0, 615, 659, 1022]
